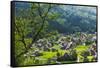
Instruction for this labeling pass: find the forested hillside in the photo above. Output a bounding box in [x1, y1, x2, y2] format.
[15, 2, 96, 34]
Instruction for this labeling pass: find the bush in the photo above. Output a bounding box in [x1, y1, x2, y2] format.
[81, 50, 90, 58]
[85, 41, 93, 45]
[34, 51, 43, 56]
[57, 50, 77, 62]
[80, 50, 90, 62]
[57, 52, 71, 61]
[69, 49, 77, 61]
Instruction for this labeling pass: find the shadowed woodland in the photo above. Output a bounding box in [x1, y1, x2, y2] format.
[14, 2, 97, 66]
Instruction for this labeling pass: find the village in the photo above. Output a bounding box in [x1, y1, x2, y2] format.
[23, 32, 97, 65]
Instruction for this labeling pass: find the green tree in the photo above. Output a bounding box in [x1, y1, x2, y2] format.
[15, 3, 61, 65]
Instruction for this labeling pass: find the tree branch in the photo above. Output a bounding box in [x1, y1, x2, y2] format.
[15, 19, 27, 49]
[16, 4, 52, 58]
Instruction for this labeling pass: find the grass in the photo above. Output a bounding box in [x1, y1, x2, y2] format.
[74, 45, 94, 62]
[40, 51, 57, 59]
[87, 56, 94, 62]
[19, 44, 94, 65]
[39, 45, 91, 63]
[74, 45, 90, 55]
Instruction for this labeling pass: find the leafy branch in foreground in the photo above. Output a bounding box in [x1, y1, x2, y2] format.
[15, 4, 54, 58]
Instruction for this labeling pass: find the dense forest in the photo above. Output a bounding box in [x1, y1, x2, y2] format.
[14, 2, 97, 66]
